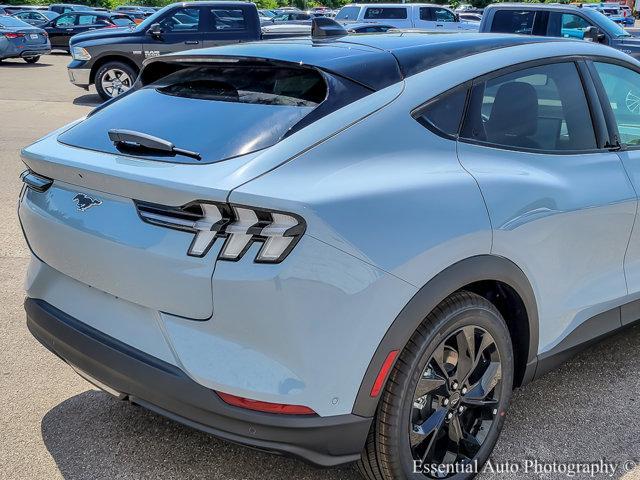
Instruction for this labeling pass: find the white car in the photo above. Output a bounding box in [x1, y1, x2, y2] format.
[335, 3, 478, 30]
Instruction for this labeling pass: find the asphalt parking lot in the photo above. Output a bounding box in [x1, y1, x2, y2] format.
[2, 53, 640, 480]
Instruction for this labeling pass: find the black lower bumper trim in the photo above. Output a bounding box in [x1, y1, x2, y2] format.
[25, 298, 371, 467]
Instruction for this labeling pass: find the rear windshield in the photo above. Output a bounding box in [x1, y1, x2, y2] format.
[0, 16, 31, 28]
[336, 6, 361, 20]
[57, 64, 330, 164]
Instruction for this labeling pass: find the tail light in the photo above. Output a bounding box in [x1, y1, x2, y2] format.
[135, 200, 305, 263]
[4, 33, 25, 39]
[42, 31, 48, 37]
[216, 391, 316, 415]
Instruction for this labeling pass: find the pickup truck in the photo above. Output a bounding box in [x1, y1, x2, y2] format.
[67, 1, 262, 100]
[335, 3, 478, 31]
[478, 3, 640, 59]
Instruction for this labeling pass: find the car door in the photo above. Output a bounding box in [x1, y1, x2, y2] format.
[142, 6, 203, 57]
[45, 12, 75, 48]
[202, 6, 254, 48]
[588, 60, 640, 319]
[456, 60, 636, 353]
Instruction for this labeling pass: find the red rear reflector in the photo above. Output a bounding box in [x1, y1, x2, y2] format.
[217, 392, 316, 415]
[370, 350, 399, 397]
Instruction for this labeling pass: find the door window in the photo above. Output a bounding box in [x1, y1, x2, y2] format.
[433, 8, 456, 22]
[363, 7, 407, 20]
[77, 14, 98, 25]
[461, 62, 597, 151]
[159, 7, 200, 33]
[209, 8, 246, 31]
[593, 62, 640, 146]
[490, 10, 535, 34]
[547, 13, 593, 39]
[55, 14, 76, 26]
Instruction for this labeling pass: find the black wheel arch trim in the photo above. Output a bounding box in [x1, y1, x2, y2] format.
[351, 254, 539, 418]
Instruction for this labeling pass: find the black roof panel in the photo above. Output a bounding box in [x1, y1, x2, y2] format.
[156, 32, 566, 90]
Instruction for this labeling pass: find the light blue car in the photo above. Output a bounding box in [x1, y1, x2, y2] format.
[18, 27, 640, 478]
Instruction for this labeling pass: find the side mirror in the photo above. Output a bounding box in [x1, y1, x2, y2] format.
[583, 26, 605, 43]
[455, 13, 460, 22]
[147, 22, 162, 38]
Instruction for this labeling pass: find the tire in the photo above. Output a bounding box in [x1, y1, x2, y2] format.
[23, 56, 40, 64]
[357, 291, 514, 480]
[95, 61, 137, 101]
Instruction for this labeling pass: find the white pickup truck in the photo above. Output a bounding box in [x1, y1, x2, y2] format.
[335, 3, 479, 30]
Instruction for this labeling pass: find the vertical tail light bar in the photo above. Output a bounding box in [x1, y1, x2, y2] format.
[135, 200, 305, 263]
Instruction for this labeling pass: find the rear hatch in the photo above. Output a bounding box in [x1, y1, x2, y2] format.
[0, 15, 47, 45]
[20, 52, 384, 319]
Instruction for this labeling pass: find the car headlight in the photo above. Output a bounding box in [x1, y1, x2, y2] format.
[71, 46, 91, 61]
[134, 200, 306, 263]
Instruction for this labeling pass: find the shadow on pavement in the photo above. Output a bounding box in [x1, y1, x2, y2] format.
[73, 94, 102, 107]
[0, 60, 51, 68]
[41, 325, 640, 480]
[41, 390, 360, 480]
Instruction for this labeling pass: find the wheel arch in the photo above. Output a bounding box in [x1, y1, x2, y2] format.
[90, 54, 140, 85]
[351, 254, 539, 417]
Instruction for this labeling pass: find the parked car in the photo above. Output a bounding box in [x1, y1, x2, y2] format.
[115, 6, 156, 15]
[20, 25, 640, 479]
[480, 3, 640, 58]
[48, 4, 92, 14]
[12, 9, 59, 27]
[262, 20, 393, 37]
[458, 12, 482, 23]
[67, 1, 262, 100]
[346, 22, 394, 33]
[0, 14, 50, 63]
[335, 3, 478, 30]
[44, 11, 135, 51]
[583, 2, 631, 25]
[271, 11, 312, 22]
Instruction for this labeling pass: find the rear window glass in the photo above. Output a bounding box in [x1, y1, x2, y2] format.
[415, 87, 467, 138]
[490, 10, 535, 34]
[336, 6, 361, 20]
[57, 65, 329, 164]
[152, 66, 325, 106]
[0, 16, 31, 27]
[364, 7, 407, 20]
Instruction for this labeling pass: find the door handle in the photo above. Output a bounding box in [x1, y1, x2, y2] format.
[185, 40, 199, 44]
[66, 28, 74, 31]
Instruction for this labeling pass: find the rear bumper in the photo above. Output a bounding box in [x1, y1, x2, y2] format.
[1, 43, 50, 60]
[25, 297, 371, 467]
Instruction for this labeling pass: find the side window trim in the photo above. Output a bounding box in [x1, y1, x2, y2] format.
[458, 56, 605, 155]
[576, 60, 611, 150]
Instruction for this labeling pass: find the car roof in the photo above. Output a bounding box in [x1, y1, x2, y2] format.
[156, 32, 566, 91]
[340, 3, 445, 6]
[484, 3, 582, 10]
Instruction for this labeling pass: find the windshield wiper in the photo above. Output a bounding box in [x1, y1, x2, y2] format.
[108, 129, 201, 160]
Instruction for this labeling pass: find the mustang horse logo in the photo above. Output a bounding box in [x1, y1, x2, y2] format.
[73, 193, 102, 211]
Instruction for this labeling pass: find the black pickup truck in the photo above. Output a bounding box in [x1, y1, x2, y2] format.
[68, 1, 262, 100]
